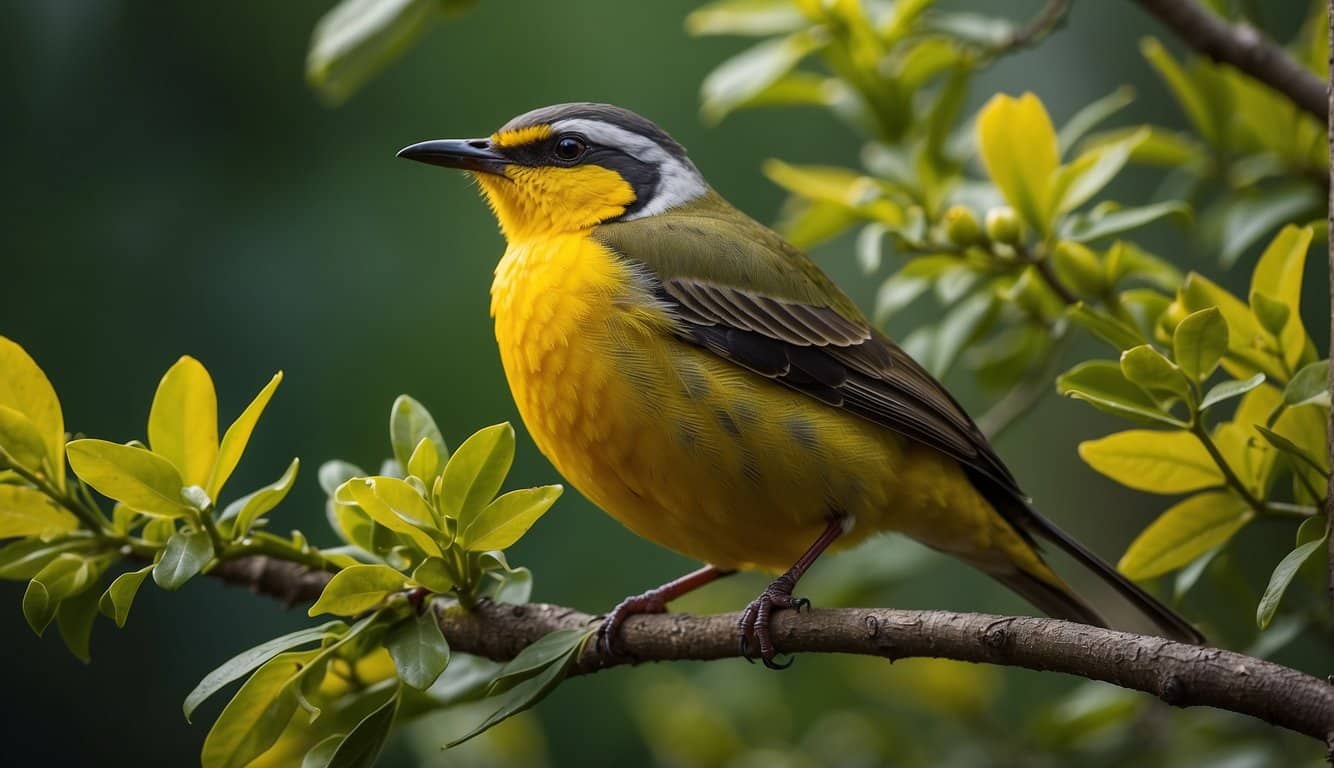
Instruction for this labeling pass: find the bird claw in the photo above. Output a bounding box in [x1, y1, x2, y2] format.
[736, 576, 807, 670]
[597, 590, 667, 658]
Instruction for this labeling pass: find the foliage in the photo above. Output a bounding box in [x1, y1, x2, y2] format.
[0, 343, 583, 766]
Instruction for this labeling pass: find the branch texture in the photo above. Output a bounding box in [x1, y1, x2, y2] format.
[1133, 0, 1327, 120]
[211, 555, 1334, 746]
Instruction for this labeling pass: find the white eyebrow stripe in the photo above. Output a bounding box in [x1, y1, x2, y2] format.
[550, 118, 707, 219]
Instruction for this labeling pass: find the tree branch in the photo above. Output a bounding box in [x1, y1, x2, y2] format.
[1132, 0, 1327, 121]
[210, 555, 1334, 746]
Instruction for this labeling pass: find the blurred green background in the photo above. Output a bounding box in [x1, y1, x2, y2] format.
[2, 1, 1327, 765]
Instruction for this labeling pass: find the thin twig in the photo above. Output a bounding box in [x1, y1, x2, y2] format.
[1132, 0, 1327, 121]
[205, 555, 1334, 746]
[988, 0, 1073, 57]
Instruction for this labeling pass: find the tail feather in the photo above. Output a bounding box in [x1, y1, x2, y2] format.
[983, 487, 1206, 645]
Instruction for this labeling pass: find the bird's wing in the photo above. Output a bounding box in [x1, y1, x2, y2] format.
[593, 201, 1022, 500]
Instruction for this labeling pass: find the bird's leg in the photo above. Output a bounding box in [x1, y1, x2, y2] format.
[598, 565, 735, 656]
[738, 517, 844, 669]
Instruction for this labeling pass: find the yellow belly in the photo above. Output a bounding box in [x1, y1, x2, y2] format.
[490, 233, 1027, 572]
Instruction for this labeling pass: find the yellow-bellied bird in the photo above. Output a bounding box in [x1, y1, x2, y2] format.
[399, 103, 1203, 666]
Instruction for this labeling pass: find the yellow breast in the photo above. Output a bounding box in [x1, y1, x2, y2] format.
[489, 232, 1032, 573]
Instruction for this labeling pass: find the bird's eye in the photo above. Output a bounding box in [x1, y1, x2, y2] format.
[554, 136, 586, 161]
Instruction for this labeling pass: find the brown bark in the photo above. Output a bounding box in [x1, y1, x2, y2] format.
[1133, 0, 1327, 121]
[210, 555, 1334, 746]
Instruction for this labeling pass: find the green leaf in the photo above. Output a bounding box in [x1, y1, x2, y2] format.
[98, 565, 154, 628]
[1057, 361, 1187, 426]
[325, 687, 399, 768]
[700, 30, 825, 123]
[686, 0, 807, 37]
[303, 736, 344, 768]
[976, 92, 1059, 236]
[1174, 273, 1280, 381]
[1119, 491, 1252, 579]
[0, 537, 97, 581]
[308, 564, 406, 617]
[1173, 307, 1228, 382]
[1058, 86, 1136, 153]
[0, 337, 65, 487]
[406, 437, 442, 485]
[148, 356, 219, 488]
[1250, 225, 1313, 370]
[200, 649, 319, 768]
[208, 372, 282, 499]
[491, 566, 533, 605]
[66, 439, 193, 518]
[409, 557, 454, 593]
[185, 621, 345, 722]
[440, 423, 515, 526]
[153, 527, 215, 590]
[1200, 373, 1267, 411]
[0, 484, 78, 539]
[1061, 201, 1189, 243]
[337, 478, 442, 556]
[306, 0, 467, 106]
[1249, 291, 1290, 337]
[1255, 426, 1329, 478]
[56, 582, 101, 662]
[461, 485, 562, 551]
[1173, 546, 1221, 602]
[1211, 187, 1320, 269]
[220, 458, 300, 538]
[449, 630, 585, 747]
[1255, 523, 1326, 630]
[319, 460, 365, 496]
[1052, 129, 1146, 216]
[23, 553, 96, 635]
[855, 223, 886, 275]
[386, 609, 449, 689]
[389, 395, 447, 473]
[1067, 303, 1143, 351]
[487, 628, 588, 695]
[0, 405, 54, 477]
[1120, 345, 1191, 403]
[1284, 360, 1329, 407]
[1078, 430, 1224, 494]
[1141, 38, 1219, 144]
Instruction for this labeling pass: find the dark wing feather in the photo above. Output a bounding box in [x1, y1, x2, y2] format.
[660, 277, 1022, 499]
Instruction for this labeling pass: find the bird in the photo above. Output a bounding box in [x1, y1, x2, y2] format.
[397, 103, 1204, 666]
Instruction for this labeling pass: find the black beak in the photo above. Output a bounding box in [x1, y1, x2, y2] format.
[396, 138, 510, 175]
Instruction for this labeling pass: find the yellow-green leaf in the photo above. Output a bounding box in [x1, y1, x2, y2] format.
[439, 423, 515, 527]
[0, 405, 55, 477]
[1172, 307, 1228, 382]
[66, 439, 192, 518]
[389, 394, 447, 473]
[406, 437, 442, 486]
[208, 372, 282, 499]
[149, 356, 218, 488]
[461, 485, 562, 551]
[0, 337, 64, 487]
[1078, 430, 1224, 494]
[308, 564, 406, 617]
[1141, 38, 1219, 144]
[1119, 491, 1252, 579]
[976, 93, 1059, 236]
[99, 565, 153, 628]
[1120, 345, 1191, 403]
[221, 457, 300, 539]
[337, 476, 441, 558]
[23, 552, 97, 635]
[1175, 273, 1282, 381]
[1051, 128, 1146, 215]
[201, 649, 318, 768]
[0, 485, 78, 539]
[1250, 225, 1313, 371]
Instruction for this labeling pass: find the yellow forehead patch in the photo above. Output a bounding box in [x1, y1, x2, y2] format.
[490, 124, 553, 148]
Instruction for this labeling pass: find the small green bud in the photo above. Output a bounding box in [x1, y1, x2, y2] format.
[942, 205, 983, 247]
[984, 206, 1023, 245]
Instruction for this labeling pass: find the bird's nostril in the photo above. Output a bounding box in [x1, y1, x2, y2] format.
[468, 140, 489, 149]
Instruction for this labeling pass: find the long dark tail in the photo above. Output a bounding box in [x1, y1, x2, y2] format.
[991, 494, 1206, 645]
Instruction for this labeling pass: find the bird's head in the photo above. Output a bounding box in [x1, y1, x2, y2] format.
[398, 103, 707, 240]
